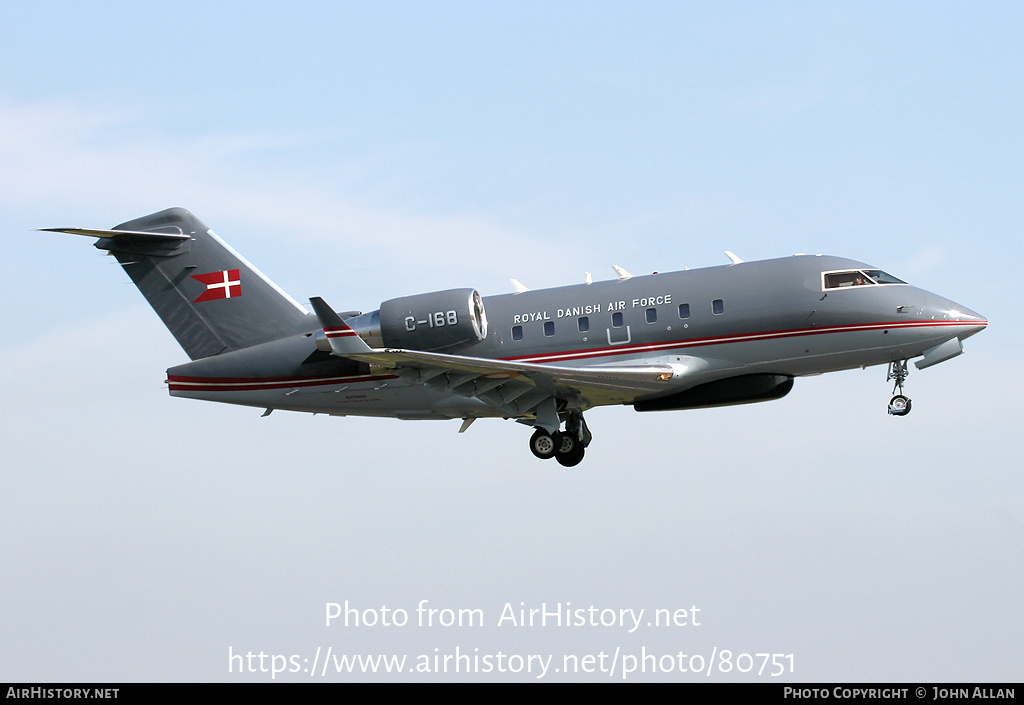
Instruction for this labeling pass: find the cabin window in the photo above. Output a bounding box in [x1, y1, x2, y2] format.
[646, 307, 657, 323]
[712, 299, 724, 315]
[612, 311, 624, 328]
[512, 325, 523, 341]
[544, 321, 555, 337]
[678, 303, 690, 319]
[578, 316, 589, 332]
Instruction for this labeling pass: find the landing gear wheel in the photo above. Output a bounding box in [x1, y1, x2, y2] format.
[554, 431, 576, 455]
[529, 429, 557, 460]
[556, 439, 586, 467]
[888, 394, 912, 416]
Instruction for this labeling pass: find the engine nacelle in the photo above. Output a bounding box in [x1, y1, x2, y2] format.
[379, 288, 488, 352]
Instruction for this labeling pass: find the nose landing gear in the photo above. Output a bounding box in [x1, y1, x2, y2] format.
[887, 360, 912, 416]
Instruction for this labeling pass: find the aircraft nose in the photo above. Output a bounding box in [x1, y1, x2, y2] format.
[932, 297, 988, 339]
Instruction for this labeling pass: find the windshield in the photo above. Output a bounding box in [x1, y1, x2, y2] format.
[862, 269, 907, 285]
[823, 269, 907, 290]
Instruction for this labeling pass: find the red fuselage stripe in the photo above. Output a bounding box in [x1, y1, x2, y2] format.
[168, 319, 985, 392]
[501, 319, 986, 364]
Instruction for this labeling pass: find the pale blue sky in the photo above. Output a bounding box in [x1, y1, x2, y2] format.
[1, 2, 1020, 681]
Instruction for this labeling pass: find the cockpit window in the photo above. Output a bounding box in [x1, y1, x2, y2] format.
[862, 269, 907, 285]
[823, 269, 907, 290]
[824, 271, 870, 288]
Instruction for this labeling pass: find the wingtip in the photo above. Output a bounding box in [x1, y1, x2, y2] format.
[309, 296, 346, 328]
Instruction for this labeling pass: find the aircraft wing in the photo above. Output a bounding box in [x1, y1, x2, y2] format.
[309, 297, 711, 422]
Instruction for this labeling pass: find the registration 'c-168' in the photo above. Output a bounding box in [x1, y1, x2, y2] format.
[46, 208, 987, 466]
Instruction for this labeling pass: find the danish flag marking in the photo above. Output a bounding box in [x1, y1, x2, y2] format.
[191, 269, 242, 303]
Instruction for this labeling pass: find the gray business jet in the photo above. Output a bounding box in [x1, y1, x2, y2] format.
[46, 208, 987, 466]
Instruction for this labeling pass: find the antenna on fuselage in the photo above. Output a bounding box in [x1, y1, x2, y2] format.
[612, 265, 632, 281]
[510, 279, 529, 294]
[724, 251, 743, 264]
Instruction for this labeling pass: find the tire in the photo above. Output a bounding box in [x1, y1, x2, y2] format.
[529, 429, 557, 459]
[888, 395, 912, 416]
[556, 442, 586, 467]
[555, 431, 577, 456]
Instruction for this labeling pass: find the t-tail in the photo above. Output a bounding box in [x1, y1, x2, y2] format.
[43, 207, 313, 360]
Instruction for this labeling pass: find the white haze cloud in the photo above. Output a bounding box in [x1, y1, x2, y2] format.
[0, 97, 571, 301]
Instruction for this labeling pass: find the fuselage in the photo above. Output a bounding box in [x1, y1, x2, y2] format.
[166, 254, 987, 420]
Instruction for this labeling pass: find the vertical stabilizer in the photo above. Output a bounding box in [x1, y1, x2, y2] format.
[70, 208, 313, 359]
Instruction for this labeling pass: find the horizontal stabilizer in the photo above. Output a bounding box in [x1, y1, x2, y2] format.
[40, 227, 190, 241]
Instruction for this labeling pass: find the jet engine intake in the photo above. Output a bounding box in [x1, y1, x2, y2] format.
[379, 288, 488, 352]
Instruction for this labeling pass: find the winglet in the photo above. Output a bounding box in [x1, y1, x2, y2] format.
[309, 296, 373, 355]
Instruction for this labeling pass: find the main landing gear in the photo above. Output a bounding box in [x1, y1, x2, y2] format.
[529, 411, 591, 467]
[886, 360, 912, 416]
